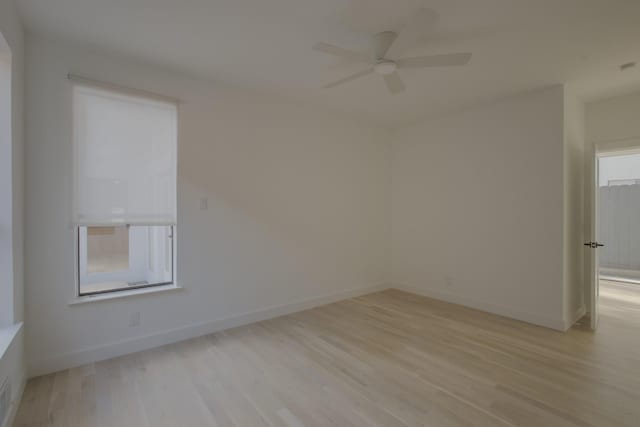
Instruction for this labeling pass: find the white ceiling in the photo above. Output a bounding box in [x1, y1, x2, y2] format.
[16, 0, 640, 127]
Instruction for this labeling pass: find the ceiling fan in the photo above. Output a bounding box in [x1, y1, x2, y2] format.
[313, 8, 472, 94]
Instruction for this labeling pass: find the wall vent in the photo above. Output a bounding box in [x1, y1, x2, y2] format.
[0, 377, 11, 427]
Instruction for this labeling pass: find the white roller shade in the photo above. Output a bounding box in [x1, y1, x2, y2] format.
[73, 84, 177, 225]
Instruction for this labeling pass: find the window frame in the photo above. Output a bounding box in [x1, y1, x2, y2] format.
[69, 77, 179, 300]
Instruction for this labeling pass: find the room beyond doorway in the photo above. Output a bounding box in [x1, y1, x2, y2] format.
[598, 152, 640, 284]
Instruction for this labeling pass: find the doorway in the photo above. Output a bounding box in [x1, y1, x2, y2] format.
[589, 142, 640, 329]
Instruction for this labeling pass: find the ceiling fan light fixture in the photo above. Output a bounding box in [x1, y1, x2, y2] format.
[374, 61, 397, 75]
[313, 8, 471, 94]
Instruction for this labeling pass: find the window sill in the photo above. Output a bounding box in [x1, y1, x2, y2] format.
[0, 322, 23, 360]
[68, 283, 184, 306]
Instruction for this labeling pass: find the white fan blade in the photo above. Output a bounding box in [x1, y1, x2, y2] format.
[397, 53, 472, 68]
[385, 8, 438, 59]
[383, 72, 405, 94]
[323, 68, 374, 88]
[373, 31, 398, 59]
[313, 42, 370, 63]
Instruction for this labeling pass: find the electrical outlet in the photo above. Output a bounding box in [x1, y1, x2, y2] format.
[200, 197, 208, 210]
[129, 311, 141, 327]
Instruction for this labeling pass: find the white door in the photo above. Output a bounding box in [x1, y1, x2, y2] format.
[589, 152, 600, 330]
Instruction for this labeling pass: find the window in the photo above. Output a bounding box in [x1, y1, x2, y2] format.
[78, 225, 174, 295]
[73, 83, 177, 296]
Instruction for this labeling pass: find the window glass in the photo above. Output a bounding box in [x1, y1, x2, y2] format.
[86, 226, 129, 273]
[79, 225, 173, 295]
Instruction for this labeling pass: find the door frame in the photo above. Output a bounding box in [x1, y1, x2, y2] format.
[589, 137, 640, 329]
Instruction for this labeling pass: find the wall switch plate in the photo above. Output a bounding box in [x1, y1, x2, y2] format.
[200, 197, 208, 210]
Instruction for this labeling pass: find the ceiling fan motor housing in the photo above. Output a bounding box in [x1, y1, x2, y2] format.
[374, 60, 398, 75]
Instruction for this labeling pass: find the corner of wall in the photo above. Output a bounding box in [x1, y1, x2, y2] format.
[563, 304, 587, 331]
[389, 86, 571, 331]
[562, 85, 587, 328]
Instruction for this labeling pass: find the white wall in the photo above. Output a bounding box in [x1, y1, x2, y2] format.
[587, 90, 640, 144]
[0, 0, 25, 424]
[25, 36, 390, 376]
[391, 86, 571, 330]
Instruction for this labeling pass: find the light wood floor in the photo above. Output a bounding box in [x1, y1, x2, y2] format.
[15, 282, 640, 427]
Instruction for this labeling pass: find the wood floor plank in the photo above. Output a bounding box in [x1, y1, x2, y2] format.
[14, 281, 640, 426]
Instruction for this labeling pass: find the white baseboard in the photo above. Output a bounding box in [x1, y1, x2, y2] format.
[393, 284, 566, 331]
[29, 284, 388, 377]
